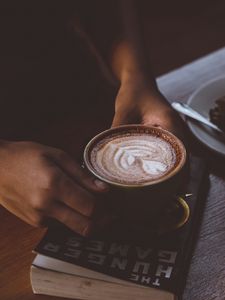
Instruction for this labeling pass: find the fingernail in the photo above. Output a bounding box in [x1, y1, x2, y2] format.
[94, 179, 109, 191]
[82, 224, 92, 237]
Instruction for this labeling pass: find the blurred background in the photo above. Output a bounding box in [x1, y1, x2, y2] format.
[1, 0, 225, 77]
[78, 0, 225, 76]
[0, 0, 225, 144]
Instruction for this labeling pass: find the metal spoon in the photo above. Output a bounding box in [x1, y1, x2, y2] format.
[172, 101, 223, 133]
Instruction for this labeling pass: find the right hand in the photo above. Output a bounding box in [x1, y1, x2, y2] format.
[0, 140, 109, 236]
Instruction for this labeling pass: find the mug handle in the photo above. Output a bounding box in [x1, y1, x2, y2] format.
[174, 196, 190, 229]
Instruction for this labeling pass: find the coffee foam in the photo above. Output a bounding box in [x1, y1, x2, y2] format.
[90, 133, 177, 185]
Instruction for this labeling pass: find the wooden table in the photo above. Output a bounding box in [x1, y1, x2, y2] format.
[1, 47, 225, 300]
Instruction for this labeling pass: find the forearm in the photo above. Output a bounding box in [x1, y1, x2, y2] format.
[111, 41, 158, 92]
[77, 0, 157, 91]
[111, 0, 158, 91]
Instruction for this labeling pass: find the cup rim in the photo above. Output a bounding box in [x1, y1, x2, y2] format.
[83, 124, 186, 188]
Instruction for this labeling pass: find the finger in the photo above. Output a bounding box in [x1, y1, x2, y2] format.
[57, 171, 96, 217]
[49, 149, 109, 193]
[49, 202, 93, 236]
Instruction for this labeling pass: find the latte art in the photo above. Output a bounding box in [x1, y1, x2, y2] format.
[90, 134, 177, 185]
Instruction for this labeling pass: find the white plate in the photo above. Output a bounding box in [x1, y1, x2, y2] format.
[187, 75, 225, 157]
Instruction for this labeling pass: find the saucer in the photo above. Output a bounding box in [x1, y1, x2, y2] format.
[187, 76, 225, 157]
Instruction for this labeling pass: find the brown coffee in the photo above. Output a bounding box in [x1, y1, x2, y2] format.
[85, 125, 186, 186]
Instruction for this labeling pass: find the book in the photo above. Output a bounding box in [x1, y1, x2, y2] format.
[30, 156, 208, 300]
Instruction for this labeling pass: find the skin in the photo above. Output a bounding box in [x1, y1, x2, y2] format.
[0, 1, 187, 236]
[0, 140, 109, 236]
[110, 1, 187, 140]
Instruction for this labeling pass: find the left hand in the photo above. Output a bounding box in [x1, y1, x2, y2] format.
[112, 80, 188, 143]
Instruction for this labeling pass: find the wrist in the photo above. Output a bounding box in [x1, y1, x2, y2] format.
[112, 41, 157, 89]
[116, 76, 172, 114]
[119, 72, 163, 105]
[120, 69, 159, 94]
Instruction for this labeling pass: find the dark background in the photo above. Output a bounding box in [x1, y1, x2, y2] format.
[77, 0, 225, 75]
[1, 0, 225, 142]
[1, 0, 225, 81]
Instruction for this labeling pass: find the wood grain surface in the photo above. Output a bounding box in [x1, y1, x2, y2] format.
[1, 46, 225, 300]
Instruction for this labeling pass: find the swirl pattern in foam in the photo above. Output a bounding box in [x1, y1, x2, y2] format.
[90, 133, 177, 185]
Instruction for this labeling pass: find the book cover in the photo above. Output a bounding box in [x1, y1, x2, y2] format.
[31, 156, 208, 299]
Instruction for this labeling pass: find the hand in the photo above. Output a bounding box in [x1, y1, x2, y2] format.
[112, 80, 188, 143]
[0, 141, 109, 236]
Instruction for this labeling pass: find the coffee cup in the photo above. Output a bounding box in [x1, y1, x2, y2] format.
[84, 125, 187, 222]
